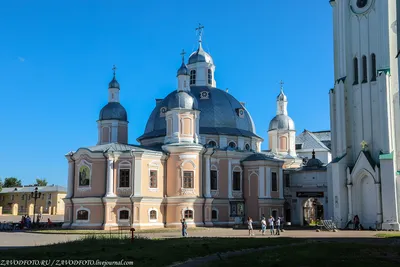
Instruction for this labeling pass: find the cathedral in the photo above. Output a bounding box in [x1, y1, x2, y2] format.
[328, 0, 400, 230]
[62, 27, 331, 229]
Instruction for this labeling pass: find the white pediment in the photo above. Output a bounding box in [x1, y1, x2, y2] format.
[350, 151, 376, 184]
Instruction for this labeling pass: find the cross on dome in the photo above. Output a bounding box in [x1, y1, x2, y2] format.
[180, 49, 186, 62]
[112, 65, 117, 77]
[280, 80, 284, 92]
[195, 23, 204, 43]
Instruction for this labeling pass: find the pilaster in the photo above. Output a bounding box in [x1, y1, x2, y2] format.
[258, 166, 265, 197]
[279, 168, 284, 199]
[266, 167, 271, 198]
[133, 152, 143, 196]
[228, 159, 232, 198]
[205, 155, 211, 198]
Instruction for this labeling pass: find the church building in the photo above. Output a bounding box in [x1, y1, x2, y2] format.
[328, 0, 400, 230]
[63, 29, 288, 229]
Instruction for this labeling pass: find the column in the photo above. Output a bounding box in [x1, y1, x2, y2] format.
[106, 155, 116, 197]
[347, 184, 352, 221]
[66, 158, 74, 198]
[279, 168, 284, 199]
[375, 183, 383, 224]
[228, 159, 232, 198]
[97, 123, 101, 145]
[205, 155, 211, 197]
[258, 166, 265, 197]
[133, 154, 142, 196]
[266, 167, 271, 198]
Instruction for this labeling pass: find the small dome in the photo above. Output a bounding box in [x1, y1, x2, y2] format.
[188, 44, 214, 65]
[167, 91, 198, 110]
[277, 91, 287, 101]
[109, 77, 120, 89]
[306, 150, 323, 168]
[268, 114, 295, 131]
[99, 102, 127, 121]
[177, 62, 189, 76]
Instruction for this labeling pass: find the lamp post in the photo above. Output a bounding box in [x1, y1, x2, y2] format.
[31, 187, 41, 224]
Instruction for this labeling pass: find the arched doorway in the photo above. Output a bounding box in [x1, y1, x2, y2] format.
[302, 198, 323, 225]
[354, 173, 377, 228]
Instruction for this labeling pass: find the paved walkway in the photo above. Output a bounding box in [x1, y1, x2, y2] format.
[0, 228, 389, 250]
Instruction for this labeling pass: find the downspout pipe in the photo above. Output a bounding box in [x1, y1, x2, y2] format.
[67, 152, 75, 228]
[129, 150, 135, 228]
[101, 151, 109, 229]
[163, 152, 170, 228]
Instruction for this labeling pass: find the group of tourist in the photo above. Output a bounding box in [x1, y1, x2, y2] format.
[248, 214, 283, 236]
[20, 214, 53, 229]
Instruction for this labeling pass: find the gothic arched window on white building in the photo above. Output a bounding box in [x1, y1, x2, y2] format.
[190, 70, 196, 85]
[353, 57, 359, 85]
[371, 53, 377, 81]
[362, 55, 368, 83]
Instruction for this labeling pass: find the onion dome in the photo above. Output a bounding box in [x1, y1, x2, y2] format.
[167, 91, 198, 110]
[188, 43, 214, 65]
[268, 115, 295, 131]
[99, 102, 127, 121]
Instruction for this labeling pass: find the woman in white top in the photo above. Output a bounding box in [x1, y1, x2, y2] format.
[261, 218, 267, 235]
[247, 217, 254, 236]
[268, 216, 275, 235]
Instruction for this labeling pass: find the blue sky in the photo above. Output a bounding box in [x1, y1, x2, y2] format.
[0, 1, 333, 186]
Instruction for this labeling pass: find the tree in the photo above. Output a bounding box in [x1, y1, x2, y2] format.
[3, 177, 22, 188]
[0, 178, 2, 192]
[35, 178, 48, 186]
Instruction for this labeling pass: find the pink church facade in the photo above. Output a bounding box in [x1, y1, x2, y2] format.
[63, 36, 287, 230]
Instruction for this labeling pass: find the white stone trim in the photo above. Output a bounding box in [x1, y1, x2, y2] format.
[179, 154, 197, 160]
[72, 197, 102, 204]
[148, 160, 160, 192]
[117, 207, 131, 222]
[76, 207, 90, 223]
[71, 223, 102, 227]
[148, 208, 158, 223]
[117, 160, 132, 189]
[182, 207, 194, 220]
[211, 208, 219, 221]
[77, 159, 92, 190]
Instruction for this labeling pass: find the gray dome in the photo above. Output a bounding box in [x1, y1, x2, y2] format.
[168, 91, 198, 110]
[177, 62, 189, 76]
[306, 158, 323, 168]
[188, 44, 214, 65]
[109, 77, 120, 89]
[99, 102, 127, 121]
[268, 114, 295, 131]
[138, 86, 258, 141]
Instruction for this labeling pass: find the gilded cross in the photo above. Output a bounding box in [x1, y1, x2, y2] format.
[360, 140, 368, 150]
[195, 23, 204, 42]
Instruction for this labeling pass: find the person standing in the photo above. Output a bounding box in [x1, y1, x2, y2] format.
[268, 216, 274, 235]
[275, 217, 281, 235]
[353, 215, 360, 230]
[181, 219, 188, 237]
[247, 217, 254, 236]
[261, 217, 267, 236]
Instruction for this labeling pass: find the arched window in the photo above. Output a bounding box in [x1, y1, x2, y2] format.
[353, 57, 359, 85]
[77, 209, 89, 221]
[362, 55, 367, 83]
[184, 209, 193, 219]
[208, 140, 217, 147]
[371, 53, 377, 81]
[228, 142, 237, 149]
[245, 143, 251, 151]
[190, 70, 196, 85]
[119, 210, 129, 220]
[208, 69, 212, 84]
[149, 210, 157, 220]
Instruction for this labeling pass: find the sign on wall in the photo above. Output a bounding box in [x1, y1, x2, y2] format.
[296, 192, 324, 198]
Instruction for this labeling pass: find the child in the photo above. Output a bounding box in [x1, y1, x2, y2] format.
[181, 219, 188, 237]
[261, 218, 267, 235]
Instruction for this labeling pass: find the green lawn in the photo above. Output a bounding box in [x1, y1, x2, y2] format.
[203, 242, 400, 267]
[0, 236, 299, 267]
[376, 232, 400, 238]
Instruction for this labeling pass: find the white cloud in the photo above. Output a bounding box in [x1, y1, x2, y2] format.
[18, 57, 25, 62]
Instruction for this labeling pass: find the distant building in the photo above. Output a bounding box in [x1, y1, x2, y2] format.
[0, 185, 67, 216]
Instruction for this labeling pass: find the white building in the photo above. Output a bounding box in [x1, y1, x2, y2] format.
[328, 0, 400, 230]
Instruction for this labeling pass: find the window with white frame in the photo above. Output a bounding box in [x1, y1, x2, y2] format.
[233, 171, 241, 191]
[78, 160, 91, 187]
[48, 193, 51, 200]
[245, 143, 250, 151]
[150, 170, 158, 188]
[211, 209, 218, 220]
[207, 69, 212, 84]
[183, 171, 194, 188]
[184, 209, 193, 219]
[77, 209, 89, 221]
[149, 209, 157, 221]
[208, 140, 217, 148]
[190, 70, 196, 85]
[119, 169, 130, 188]
[272, 172, 278, 192]
[228, 141, 237, 149]
[119, 210, 129, 220]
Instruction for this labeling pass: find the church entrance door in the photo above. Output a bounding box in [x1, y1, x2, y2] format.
[302, 198, 323, 226]
[355, 174, 377, 228]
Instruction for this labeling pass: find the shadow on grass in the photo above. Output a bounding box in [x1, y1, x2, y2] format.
[0, 235, 398, 267]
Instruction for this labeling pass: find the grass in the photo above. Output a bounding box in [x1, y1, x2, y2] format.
[376, 232, 400, 238]
[203, 242, 400, 267]
[29, 227, 208, 235]
[0, 236, 299, 267]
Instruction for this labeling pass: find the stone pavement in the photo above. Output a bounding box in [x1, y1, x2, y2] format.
[0, 228, 387, 250]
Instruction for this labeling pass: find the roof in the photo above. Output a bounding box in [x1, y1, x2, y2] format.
[311, 131, 331, 149]
[0, 185, 67, 194]
[138, 86, 260, 141]
[296, 129, 330, 151]
[242, 152, 283, 162]
[81, 143, 164, 153]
